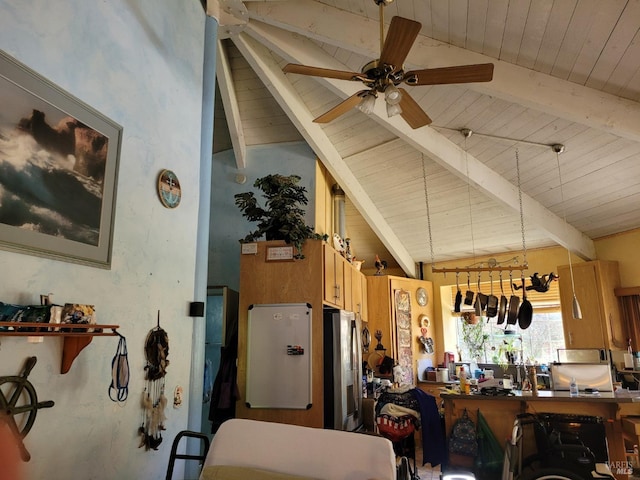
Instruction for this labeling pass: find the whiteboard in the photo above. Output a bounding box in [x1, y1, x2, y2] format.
[246, 303, 312, 409]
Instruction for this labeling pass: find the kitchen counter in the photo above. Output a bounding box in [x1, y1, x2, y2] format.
[441, 390, 640, 480]
[442, 389, 640, 402]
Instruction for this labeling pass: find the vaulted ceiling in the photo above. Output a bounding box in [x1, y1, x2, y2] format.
[209, 0, 640, 277]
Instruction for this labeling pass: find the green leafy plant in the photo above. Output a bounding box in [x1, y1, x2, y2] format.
[460, 317, 489, 361]
[234, 174, 326, 259]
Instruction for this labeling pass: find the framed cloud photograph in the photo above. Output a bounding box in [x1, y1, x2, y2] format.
[0, 50, 122, 268]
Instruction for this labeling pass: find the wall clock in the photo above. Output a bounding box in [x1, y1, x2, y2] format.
[157, 169, 181, 208]
[416, 287, 428, 306]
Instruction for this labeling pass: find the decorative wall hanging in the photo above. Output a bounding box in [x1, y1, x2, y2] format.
[139, 312, 169, 451]
[157, 169, 181, 209]
[0, 357, 54, 461]
[393, 289, 413, 385]
[0, 51, 121, 268]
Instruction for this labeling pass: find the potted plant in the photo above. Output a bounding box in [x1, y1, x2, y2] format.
[234, 174, 326, 259]
[460, 317, 488, 361]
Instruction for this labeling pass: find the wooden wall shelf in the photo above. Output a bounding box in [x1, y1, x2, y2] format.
[0, 322, 121, 374]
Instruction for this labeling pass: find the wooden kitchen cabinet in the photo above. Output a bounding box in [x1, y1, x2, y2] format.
[559, 259, 627, 350]
[236, 239, 371, 428]
[323, 243, 346, 308]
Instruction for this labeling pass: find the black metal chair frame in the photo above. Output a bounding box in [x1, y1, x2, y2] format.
[165, 430, 211, 480]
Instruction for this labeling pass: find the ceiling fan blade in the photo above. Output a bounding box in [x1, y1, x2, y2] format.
[283, 64, 361, 81]
[398, 88, 432, 129]
[379, 17, 422, 71]
[404, 63, 494, 86]
[313, 91, 367, 124]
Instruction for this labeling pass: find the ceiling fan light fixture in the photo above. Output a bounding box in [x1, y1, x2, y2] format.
[384, 84, 402, 105]
[386, 101, 402, 118]
[356, 91, 377, 115]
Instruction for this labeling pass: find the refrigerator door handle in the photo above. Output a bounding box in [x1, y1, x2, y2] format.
[351, 319, 361, 419]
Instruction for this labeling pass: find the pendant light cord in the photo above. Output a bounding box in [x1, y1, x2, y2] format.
[555, 148, 577, 294]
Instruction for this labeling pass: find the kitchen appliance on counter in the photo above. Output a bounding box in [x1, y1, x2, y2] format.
[557, 348, 609, 364]
[323, 309, 363, 431]
[550, 364, 614, 392]
[551, 348, 614, 393]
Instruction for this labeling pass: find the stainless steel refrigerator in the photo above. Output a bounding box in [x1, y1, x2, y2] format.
[323, 309, 363, 431]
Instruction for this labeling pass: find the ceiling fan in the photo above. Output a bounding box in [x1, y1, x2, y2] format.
[282, 0, 494, 129]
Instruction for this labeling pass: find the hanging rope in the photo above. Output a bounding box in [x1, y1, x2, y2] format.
[421, 154, 436, 268]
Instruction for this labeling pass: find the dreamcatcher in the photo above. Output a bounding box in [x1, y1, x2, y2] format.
[138, 311, 169, 451]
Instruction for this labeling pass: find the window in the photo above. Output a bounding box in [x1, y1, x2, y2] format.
[452, 279, 565, 365]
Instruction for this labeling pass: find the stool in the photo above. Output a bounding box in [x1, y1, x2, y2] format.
[165, 430, 211, 480]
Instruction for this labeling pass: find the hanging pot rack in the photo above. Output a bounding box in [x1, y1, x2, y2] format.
[432, 265, 528, 274]
[423, 128, 554, 276]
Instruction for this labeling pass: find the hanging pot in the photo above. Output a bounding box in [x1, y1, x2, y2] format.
[518, 276, 534, 329]
[476, 273, 488, 313]
[486, 272, 498, 318]
[506, 271, 520, 325]
[497, 271, 508, 325]
[454, 272, 462, 313]
[464, 273, 474, 306]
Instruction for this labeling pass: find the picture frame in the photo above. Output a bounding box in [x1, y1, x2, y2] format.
[0, 50, 122, 268]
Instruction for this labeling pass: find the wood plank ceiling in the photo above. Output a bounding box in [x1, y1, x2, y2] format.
[210, 0, 640, 277]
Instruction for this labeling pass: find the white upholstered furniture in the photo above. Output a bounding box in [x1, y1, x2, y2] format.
[200, 418, 396, 480]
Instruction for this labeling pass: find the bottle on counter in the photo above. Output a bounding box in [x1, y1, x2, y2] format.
[529, 366, 538, 394]
[570, 377, 578, 397]
[459, 366, 470, 394]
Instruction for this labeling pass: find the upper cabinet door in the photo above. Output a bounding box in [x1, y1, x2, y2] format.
[559, 260, 625, 350]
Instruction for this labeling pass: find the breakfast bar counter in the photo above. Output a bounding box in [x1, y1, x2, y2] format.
[441, 391, 640, 480]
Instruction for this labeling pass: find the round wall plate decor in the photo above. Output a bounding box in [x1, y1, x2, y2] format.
[157, 169, 181, 208]
[416, 287, 428, 306]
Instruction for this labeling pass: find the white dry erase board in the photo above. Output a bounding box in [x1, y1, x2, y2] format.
[246, 303, 312, 409]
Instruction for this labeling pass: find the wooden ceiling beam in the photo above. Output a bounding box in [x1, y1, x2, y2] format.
[246, 0, 640, 144]
[231, 31, 419, 276]
[216, 40, 247, 169]
[244, 21, 596, 260]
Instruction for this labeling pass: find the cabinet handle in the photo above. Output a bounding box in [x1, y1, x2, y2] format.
[609, 312, 625, 348]
[335, 284, 341, 300]
[568, 331, 573, 346]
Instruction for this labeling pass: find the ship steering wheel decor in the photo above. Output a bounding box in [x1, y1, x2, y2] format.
[0, 356, 54, 461]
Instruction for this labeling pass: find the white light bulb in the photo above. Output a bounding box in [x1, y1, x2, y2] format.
[356, 92, 376, 115]
[384, 84, 402, 105]
[386, 102, 402, 118]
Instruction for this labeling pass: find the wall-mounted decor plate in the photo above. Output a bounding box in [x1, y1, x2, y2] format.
[157, 169, 181, 208]
[416, 287, 428, 306]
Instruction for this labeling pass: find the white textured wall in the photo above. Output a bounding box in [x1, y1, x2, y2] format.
[0, 1, 205, 479]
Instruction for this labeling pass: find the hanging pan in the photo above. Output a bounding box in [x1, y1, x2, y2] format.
[518, 275, 533, 329]
[464, 273, 474, 306]
[476, 273, 488, 313]
[486, 271, 498, 318]
[497, 271, 508, 325]
[454, 271, 462, 313]
[506, 271, 520, 325]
